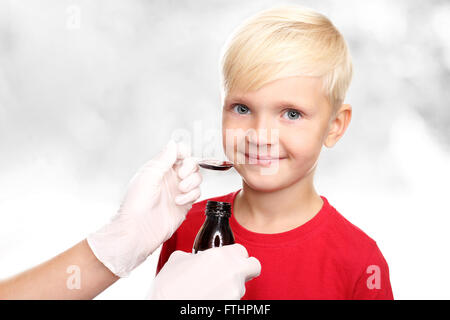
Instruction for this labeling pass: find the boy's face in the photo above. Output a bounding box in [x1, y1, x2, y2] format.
[222, 76, 346, 192]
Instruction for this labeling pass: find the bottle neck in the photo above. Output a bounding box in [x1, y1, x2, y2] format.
[205, 215, 231, 225]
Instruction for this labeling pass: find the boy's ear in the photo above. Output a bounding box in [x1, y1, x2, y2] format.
[324, 103, 352, 148]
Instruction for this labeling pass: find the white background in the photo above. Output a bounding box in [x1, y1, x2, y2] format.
[1, 0, 449, 299]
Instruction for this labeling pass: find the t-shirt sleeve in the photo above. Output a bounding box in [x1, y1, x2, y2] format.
[351, 243, 394, 300]
[156, 232, 178, 276]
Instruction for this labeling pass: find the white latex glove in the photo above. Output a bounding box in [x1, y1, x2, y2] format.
[87, 140, 202, 277]
[147, 244, 261, 300]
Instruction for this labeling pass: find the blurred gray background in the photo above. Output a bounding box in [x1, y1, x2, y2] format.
[1, 0, 449, 299]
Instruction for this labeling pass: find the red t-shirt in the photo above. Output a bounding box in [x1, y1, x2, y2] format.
[157, 190, 394, 300]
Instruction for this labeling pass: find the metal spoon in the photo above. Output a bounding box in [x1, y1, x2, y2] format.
[197, 159, 234, 171]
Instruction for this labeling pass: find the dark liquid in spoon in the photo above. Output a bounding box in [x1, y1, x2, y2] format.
[198, 160, 234, 171]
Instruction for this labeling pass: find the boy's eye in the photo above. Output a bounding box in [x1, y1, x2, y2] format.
[282, 109, 302, 120]
[232, 104, 251, 115]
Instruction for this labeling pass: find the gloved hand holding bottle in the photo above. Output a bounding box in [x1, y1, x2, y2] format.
[148, 244, 261, 300]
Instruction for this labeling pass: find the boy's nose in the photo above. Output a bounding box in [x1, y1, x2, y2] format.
[246, 116, 279, 146]
[245, 128, 279, 146]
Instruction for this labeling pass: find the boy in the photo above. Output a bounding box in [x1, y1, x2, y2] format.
[157, 5, 393, 299]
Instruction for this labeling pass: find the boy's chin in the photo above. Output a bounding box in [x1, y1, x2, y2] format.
[241, 172, 288, 192]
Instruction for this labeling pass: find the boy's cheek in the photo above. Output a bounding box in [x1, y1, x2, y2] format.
[283, 130, 324, 160]
[221, 131, 237, 161]
[287, 150, 322, 180]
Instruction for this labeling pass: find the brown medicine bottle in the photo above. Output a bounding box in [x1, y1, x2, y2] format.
[192, 200, 235, 253]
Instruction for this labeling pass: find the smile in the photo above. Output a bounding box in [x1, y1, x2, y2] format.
[243, 153, 287, 167]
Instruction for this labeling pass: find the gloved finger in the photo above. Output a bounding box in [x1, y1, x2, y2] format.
[178, 171, 202, 193]
[167, 250, 189, 263]
[178, 157, 199, 180]
[175, 187, 201, 205]
[238, 284, 246, 299]
[223, 243, 249, 258]
[242, 256, 262, 282]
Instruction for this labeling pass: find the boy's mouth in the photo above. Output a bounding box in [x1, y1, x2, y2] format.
[243, 152, 287, 167]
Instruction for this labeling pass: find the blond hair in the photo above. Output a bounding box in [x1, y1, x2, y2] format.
[220, 5, 353, 110]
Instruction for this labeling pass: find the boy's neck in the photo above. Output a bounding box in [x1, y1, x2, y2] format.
[234, 171, 323, 234]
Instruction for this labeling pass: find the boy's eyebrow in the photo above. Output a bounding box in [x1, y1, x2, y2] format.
[274, 99, 312, 111]
[224, 96, 251, 105]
